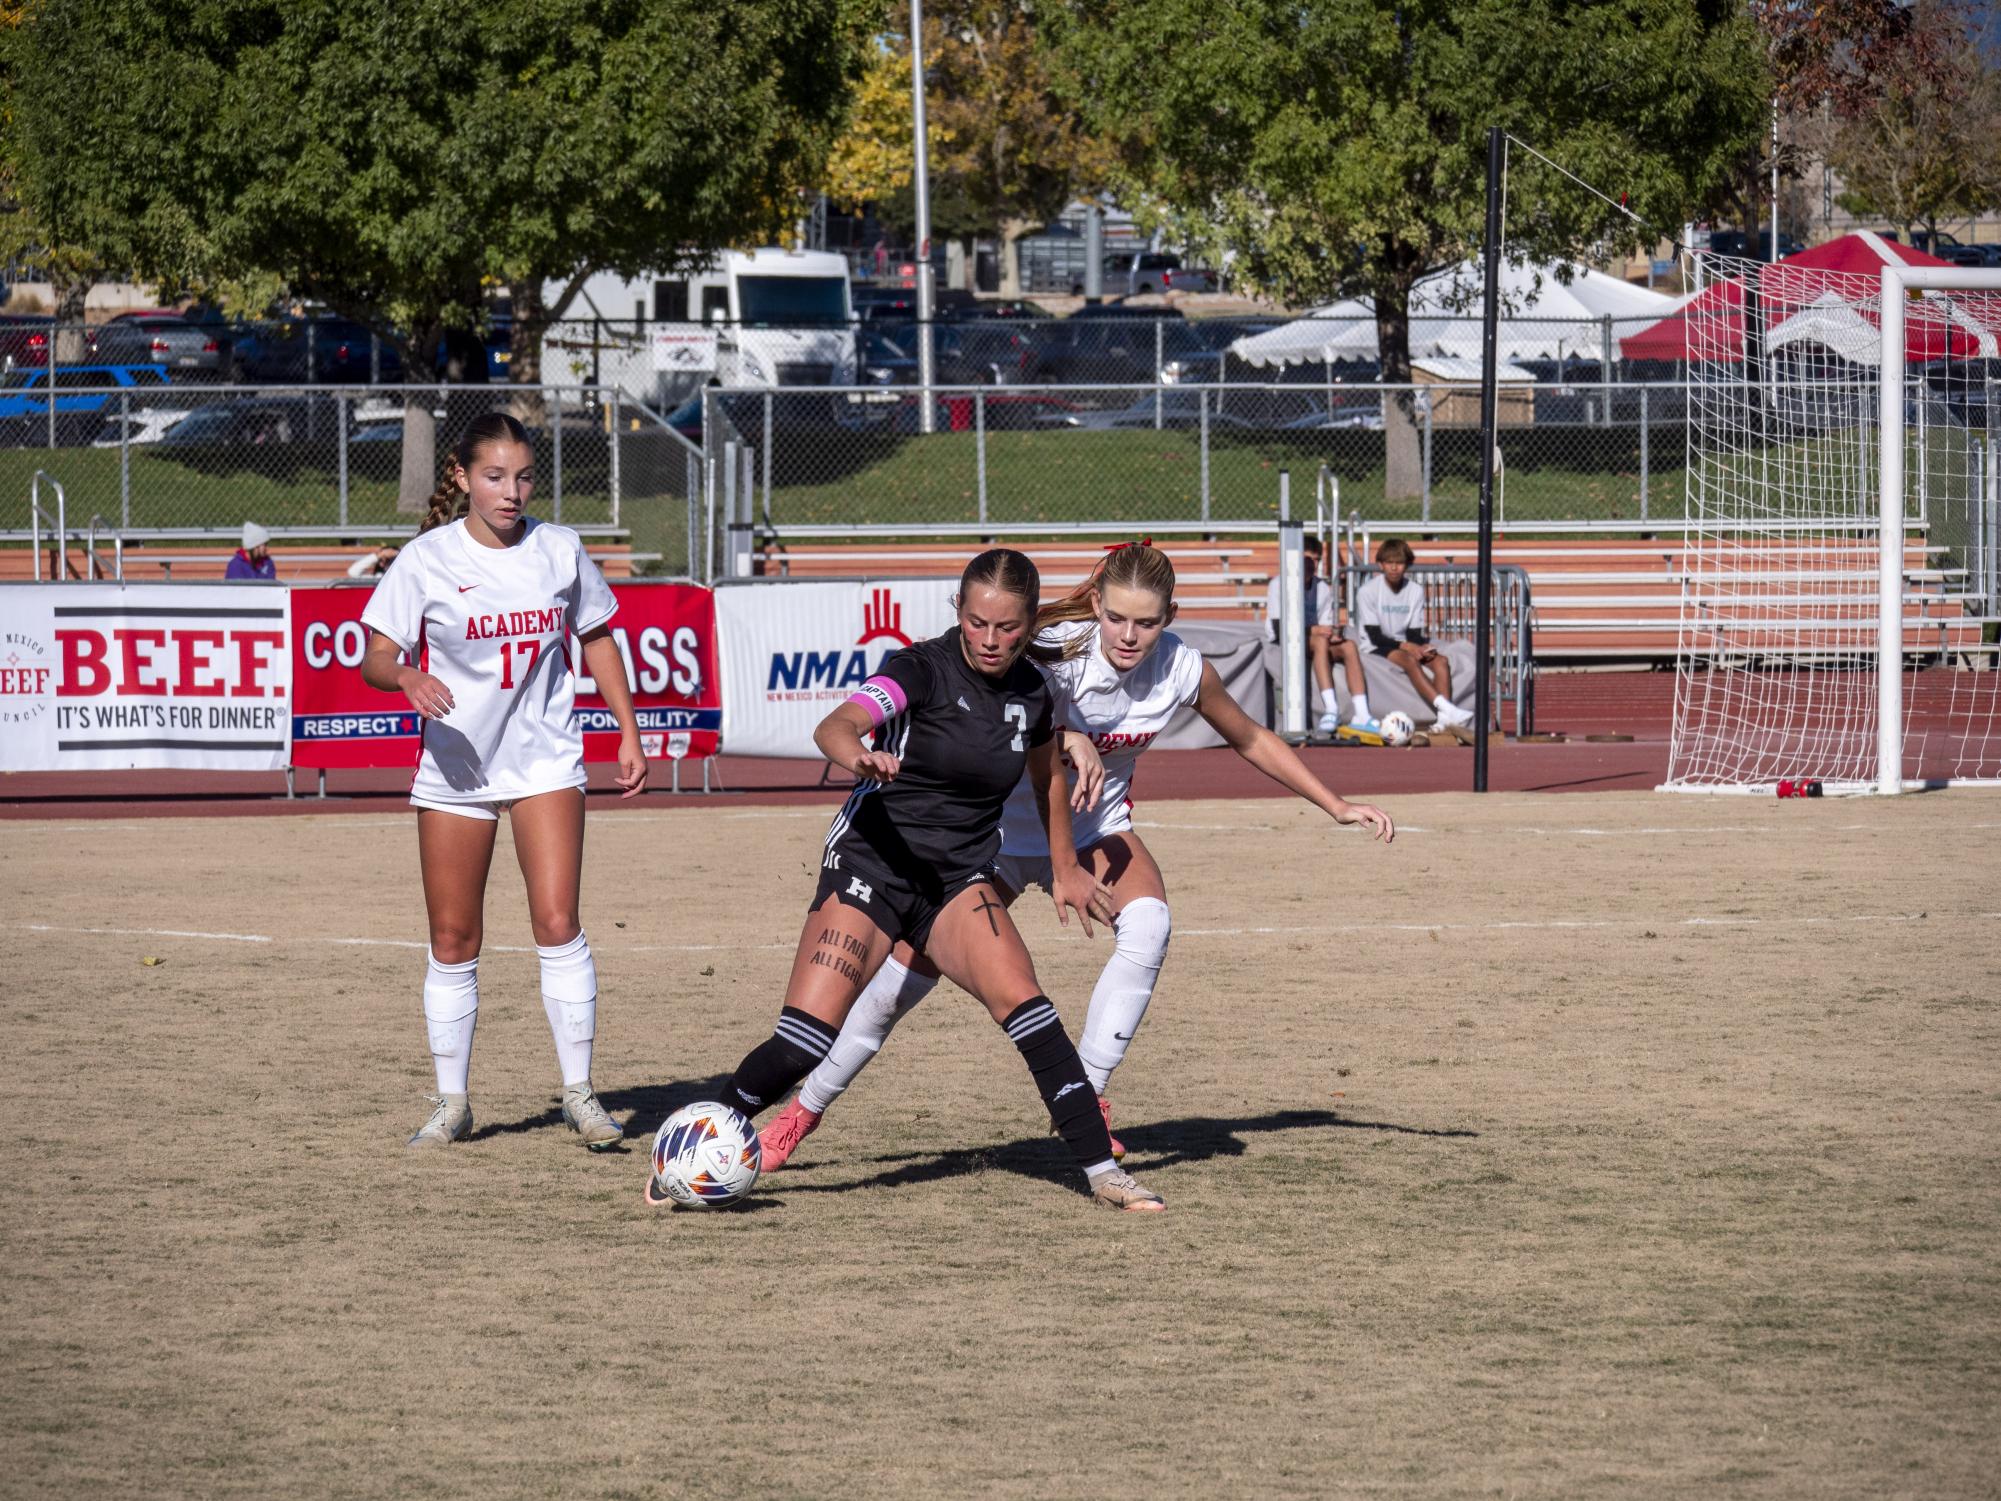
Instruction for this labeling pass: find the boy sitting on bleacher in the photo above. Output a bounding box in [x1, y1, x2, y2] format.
[1356, 538, 1474, 730]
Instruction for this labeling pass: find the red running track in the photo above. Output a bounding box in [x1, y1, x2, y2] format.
[0, 671, 1678, 820]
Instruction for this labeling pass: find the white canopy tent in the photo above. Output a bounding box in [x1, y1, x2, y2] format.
[1228, 260, 1680, 368]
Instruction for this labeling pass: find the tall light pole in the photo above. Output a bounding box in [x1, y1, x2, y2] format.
[911, 0, 937, 433]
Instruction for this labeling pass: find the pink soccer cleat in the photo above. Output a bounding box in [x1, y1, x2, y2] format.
[1099, 1095, 1126, 1162]
[757, 1098, 822, 1172]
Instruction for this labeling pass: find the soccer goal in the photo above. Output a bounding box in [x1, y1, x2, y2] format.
[1662, 259, 2001, 794]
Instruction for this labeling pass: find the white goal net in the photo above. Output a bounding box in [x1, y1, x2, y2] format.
[1663, 256, 2001, 793]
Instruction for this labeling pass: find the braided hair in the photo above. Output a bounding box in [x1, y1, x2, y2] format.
[420, 412, 533, 533]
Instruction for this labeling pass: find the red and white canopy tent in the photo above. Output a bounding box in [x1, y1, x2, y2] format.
[1619, 231, 1999, 363]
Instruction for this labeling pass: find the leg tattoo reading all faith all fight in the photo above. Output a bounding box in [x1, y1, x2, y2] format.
[974, 892, 1004, 937]
[808, 927, 868, 985]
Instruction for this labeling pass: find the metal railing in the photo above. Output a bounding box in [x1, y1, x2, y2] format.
[29, 469, 66, 580]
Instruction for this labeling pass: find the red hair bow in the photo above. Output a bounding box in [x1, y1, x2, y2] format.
[1102, 537, 1154, 553]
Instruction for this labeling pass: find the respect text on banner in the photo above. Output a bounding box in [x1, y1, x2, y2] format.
[0, 583, 290, 771]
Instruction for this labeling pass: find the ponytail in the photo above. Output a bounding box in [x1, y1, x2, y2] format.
[419, 411, 534, 533]
[1032, 540, 1176, 662]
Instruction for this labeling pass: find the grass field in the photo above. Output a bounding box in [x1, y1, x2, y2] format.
[3, 790, 1997, 1497]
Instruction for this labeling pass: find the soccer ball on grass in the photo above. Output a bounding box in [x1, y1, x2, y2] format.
[647, 1101, 762, 1208]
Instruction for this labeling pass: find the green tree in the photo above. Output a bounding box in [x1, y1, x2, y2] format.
[1047, 0, 1768, 499]
[3, 0, 872, 508]
[828, 4, 1114, 292]
[1824, 0, 2001, 243]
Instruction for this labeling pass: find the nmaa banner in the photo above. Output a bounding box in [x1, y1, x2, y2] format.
[713, 578, 958, 757]
[0, 583, 290, 771]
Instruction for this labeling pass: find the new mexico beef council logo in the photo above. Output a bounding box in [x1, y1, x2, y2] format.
[765, 588, 914, 700]
[0, 630, 53, 727]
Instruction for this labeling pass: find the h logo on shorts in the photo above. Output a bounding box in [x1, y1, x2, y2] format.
[846, 877, 873, 903]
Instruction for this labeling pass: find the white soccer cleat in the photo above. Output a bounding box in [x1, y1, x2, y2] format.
[561, 1083, 625, 1151]
[1091, 1169, 1166, 1213]
[408, 1093, 472, 1149]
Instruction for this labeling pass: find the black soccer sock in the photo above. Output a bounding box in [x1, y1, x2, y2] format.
[727, 1007, 839, 1118]
[999, 997, 1116, 1172]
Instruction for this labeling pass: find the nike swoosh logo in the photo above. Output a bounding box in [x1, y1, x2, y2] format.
[1113, 1030, 1134, 1041]
[458, 584, 480, 593]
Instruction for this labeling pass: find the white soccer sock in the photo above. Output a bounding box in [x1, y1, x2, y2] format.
[1351, 692, 1372, 722]
[422, 950, 479, 1096]
[1078, 897, 1172, 1094]
[1319, 687, 1339, 714]
[798, 956, 937, 1115]
[537, 932, 597, 1089]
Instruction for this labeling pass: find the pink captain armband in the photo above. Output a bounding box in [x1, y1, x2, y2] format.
[847, 674, 909, 727]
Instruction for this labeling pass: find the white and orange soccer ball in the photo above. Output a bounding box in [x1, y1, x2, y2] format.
[1381, 711, 1415, 747]
[646, 1102, 762, 1208]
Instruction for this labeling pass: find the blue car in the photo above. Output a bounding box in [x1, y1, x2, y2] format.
[0, 364, 173, 446]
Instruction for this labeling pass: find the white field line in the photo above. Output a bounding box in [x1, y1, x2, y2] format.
[15, 908, 2001, 954]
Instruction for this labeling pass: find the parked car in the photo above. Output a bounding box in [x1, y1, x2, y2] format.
[235, 315, 405, 383]
[0, 364, 172, 446]
[860, 323, 1041, 387]
[1034, 385, 1328, 430]
[847, 389, 1084, 433]
[1102, 252, 1218, 295]
[1025, 304, 1208, 386]
[0, 314, 53, 373]
[91, 402, 197, 447]
[1908, 231, 2001, 269]
[1702, 230, 1804, 261]
[89, 311, 236, 380]
[156, 398, 308, 447]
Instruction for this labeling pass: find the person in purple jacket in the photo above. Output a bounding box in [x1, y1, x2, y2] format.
[225, 522, 277, 580]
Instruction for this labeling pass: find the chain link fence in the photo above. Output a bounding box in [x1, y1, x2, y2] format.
[2, 381, 647, 536]
[697, 380, 1691, 544]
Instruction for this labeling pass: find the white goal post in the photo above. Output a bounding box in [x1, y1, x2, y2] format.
[1663, 258, 2001, 794]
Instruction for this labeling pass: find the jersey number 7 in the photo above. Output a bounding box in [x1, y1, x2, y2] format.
[1004, 702, 1027, 751]
[499, 638, 542, 689]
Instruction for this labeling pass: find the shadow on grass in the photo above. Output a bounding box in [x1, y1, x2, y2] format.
[779, 1106, 1479, 1197]
[468, 1073, 740, 1150]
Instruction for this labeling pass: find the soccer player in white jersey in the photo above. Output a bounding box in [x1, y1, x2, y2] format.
[358, 413, 649, 1152]
[1355, 537, 1473, 729]
[757, 541, 1395, 1170]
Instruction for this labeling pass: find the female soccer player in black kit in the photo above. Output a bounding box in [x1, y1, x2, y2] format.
[711, 549, 1165, 1212]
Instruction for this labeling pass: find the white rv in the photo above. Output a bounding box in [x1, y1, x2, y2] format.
[546, 248, 856, 410]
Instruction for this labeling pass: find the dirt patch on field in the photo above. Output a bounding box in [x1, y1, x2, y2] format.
[2, 792, 1998, 1498]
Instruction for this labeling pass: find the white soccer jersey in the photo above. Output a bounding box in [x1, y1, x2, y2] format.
[361, 517, 617, 805]
[998, 620, 1206, 855]
[1263, 572, 1335, 642]
[1356, 574, 1427, 644]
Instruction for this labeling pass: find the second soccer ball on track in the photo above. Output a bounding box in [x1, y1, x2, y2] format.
[647, 1102, 762, 1209]
[1381, 711, 1415, 747]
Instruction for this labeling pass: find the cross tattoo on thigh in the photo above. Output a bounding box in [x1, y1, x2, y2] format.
[974, 891, 1005, 936]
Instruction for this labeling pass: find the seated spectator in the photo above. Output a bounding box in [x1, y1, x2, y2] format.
[347, 544, 400, 579]
[226, 522, 277, 581]
[1356, 538, 1473, 729]
[1266, 533, 1381, 738]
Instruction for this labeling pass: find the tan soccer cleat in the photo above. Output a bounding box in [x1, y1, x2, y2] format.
[408, 1093, 472, 1149]
[561, 1083, 625, 1151]
[1091, 1169, 1166, 1213]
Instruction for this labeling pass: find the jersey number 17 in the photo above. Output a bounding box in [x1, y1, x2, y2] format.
[499, 638, 542, 689]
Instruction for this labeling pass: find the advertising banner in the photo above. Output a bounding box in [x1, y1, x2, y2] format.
[574, 582, 720, 764]
[290, 585, 422, 770]
[0, 583, 290, 771]
[713, 578, 957, 757]
[288, 580, 719, 772]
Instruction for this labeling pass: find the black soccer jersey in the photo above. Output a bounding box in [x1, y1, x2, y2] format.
[839, 629, 1054, 879]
